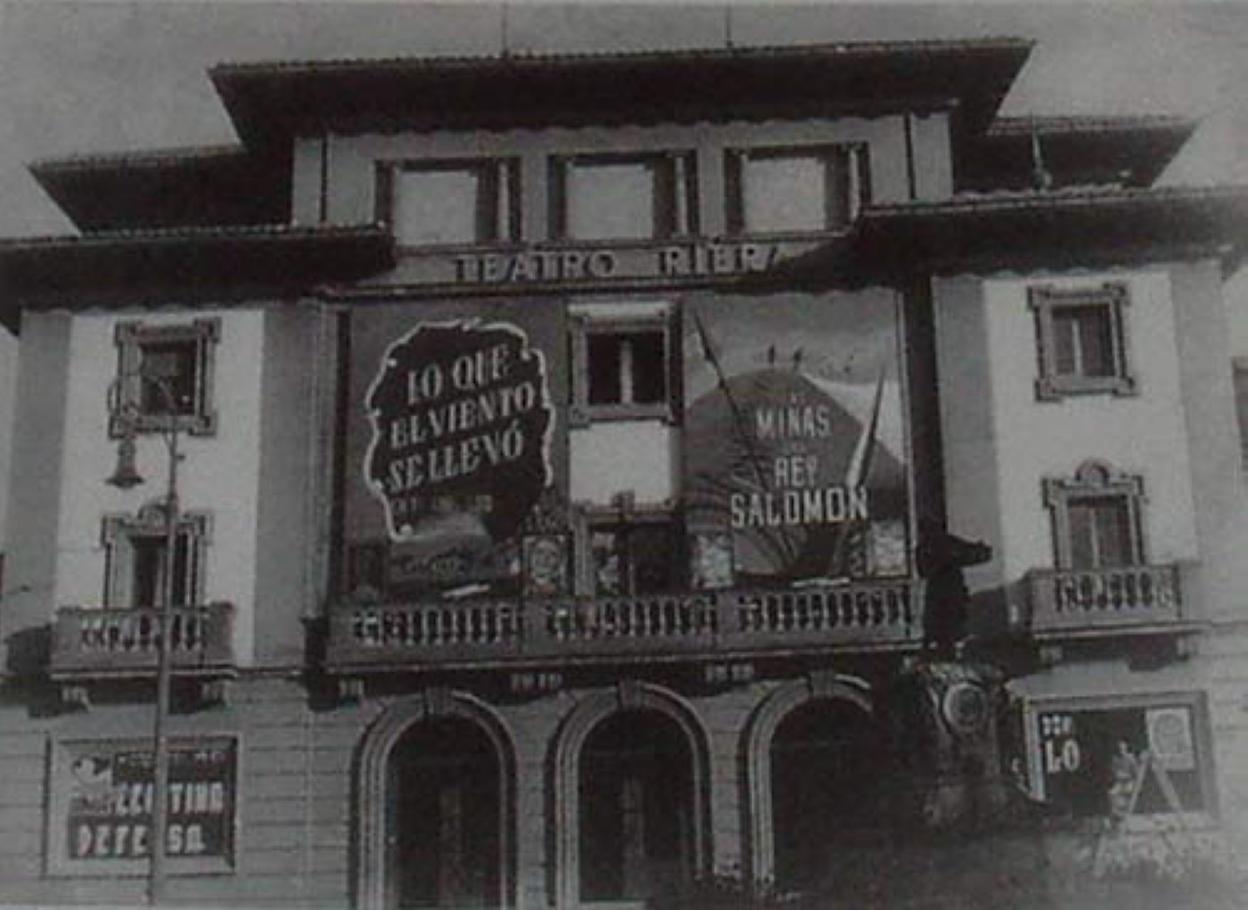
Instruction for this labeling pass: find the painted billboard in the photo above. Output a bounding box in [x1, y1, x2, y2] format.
[344, 300, 566, 598]
[683, 291, 910, 586]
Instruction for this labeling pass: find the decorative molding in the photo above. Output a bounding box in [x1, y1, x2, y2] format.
[1029, 281, 1135, 401]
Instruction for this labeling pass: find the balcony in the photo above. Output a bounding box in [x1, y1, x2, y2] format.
[49, 601, 236, 681]
[324, 580, 921, 674]
[1024, 564, 1191, 639]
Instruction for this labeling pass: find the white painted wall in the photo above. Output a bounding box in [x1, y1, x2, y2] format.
[569, 422, 679, 505]
[53, 309, 265, 664]
[981, 268, 1199, 581]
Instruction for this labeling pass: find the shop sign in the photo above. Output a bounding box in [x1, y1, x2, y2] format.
[52, 737, 236, 874]
[365, 320, 554, 548]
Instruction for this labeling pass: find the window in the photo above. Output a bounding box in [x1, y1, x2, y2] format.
[1043, 460, 1144, 570]
[1232, 357, 1248, 473]
[102, 504, 210, 608]
[574, 500, 684, 597]
[725, 143, 869, 235]
[1025, 692, 1214, 824]
[569, 303, 675, 424]
[377, 158, 520, 247]
[113, 319, 219, 436]
[550, 152, 696, 241]
[1030, 282, 1135, 400]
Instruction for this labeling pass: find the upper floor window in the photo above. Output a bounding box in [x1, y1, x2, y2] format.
[1030, 282, 1135, 401]
[377, 158, 520, 247]
[549, 152, 697, 241]
[569, 302, 675, 424]
[725, 143, 869, 236]
[113, 318, 219, 437]
[1043, 460, 1144, 570]
[102, 504, 210, 609]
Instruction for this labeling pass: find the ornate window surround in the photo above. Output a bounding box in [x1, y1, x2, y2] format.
[112, 318, 220, 437]
[101, 503, 211, 609]
[1029, 281, 1136, 401]
[1042, 459, 1146, 570]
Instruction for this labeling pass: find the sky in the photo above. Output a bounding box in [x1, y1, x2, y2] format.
[0, 0, 1245, 237]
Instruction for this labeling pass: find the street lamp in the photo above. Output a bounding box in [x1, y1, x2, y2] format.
[106, 371, 182, 906]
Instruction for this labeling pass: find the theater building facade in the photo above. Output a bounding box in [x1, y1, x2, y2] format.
[3, 38, 1248, 907]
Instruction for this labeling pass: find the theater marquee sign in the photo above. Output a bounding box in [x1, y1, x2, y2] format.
[48, 737, 237, 877]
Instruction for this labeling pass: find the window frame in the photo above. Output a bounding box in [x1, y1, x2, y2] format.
[1030, 282, 1136, 401]
[112, 319, 219, 437]
[724, 142, 871, 238]
[568, 302, 677, 425]
[1043, 460, 1146, 570]
[101, 504, 211, 609]
[1022, 690, 1217, 829]
[375, 156, 522, 249]
[572, 499, 685, 598]
[548, 150, 698, 242]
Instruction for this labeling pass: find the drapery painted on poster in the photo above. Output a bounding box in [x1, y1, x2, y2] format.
[347, 305, 563, 597]
[683, 291, 909, 586]
[64, 740, 235, 861]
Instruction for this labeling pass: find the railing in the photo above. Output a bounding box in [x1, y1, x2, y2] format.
[1025, 564, 1183, 635]
[49, 602, 236, 678]
[325, 580, 920, 671]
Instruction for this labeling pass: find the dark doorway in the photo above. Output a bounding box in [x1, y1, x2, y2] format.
[770, 699, 882, 892]
[387, 717, 505, 909]
[579, 709, 695, 904]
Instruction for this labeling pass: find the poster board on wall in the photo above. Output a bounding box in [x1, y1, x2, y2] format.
[682, 290, 911, 588]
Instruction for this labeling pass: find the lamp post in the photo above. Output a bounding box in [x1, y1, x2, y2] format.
[106, 372, 181, 906]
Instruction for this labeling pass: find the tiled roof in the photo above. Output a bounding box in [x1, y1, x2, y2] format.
[986, 114, 1196, 137]
[29, 144, 248, 174]
[0, 221, 388, 249]
[210, 36, 1033, 77]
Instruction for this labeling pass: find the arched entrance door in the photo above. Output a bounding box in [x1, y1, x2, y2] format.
[769, 698, 882, 892]
[578, 709, 695, 905]
[387, 716, 505, 909]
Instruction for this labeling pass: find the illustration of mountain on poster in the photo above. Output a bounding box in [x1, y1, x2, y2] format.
[683, 291, 910, 587]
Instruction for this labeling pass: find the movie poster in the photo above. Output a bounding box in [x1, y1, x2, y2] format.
[344, 300, 566, 597]
[682, 290, 910, 587]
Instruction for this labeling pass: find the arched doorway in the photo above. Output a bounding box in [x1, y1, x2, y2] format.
[355, 691, 515, 910]
[551, 683, 710, 908]
[768, 698, 882, 892]
[388, 716, 503, 908]
[578, 710, 694, 904]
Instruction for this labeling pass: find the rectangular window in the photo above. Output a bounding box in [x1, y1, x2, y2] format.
[577, 503, 684, 597]
[378, 158, 519, 247]
[1024, 693, 1214, 824]
[569, 303, 675, 424]
[1233, 358, 1248, 473]
[550, 152, 696, 241]
[113, 319, 219, 436]
[1030, 283, 1135, 400]
[1044, 461, 1144, 570]
[103, 509, 209, 609]
[725, 143, 869, 235]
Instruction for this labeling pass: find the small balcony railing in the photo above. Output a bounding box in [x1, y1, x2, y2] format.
[1025, 564, 1184, 636]
[49, 602, 236, 680]
[325, 580, 920, 672]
